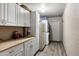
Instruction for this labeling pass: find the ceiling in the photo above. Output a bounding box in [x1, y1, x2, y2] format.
[24, 3, 66, 17]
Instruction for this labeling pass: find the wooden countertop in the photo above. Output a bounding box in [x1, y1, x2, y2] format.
[0, 37, 35, 52]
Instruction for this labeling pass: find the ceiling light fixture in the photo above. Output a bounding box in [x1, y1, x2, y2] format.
[40, 4, 46, 13]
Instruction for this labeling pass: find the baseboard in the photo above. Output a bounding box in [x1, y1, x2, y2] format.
[50, 40, 62, 43]
[34, 46, 46, 56]
[39, 45, 46, 51]
[34, 49, 40, 56]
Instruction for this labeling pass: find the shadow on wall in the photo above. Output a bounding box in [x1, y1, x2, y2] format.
[48, 22, 53, 42]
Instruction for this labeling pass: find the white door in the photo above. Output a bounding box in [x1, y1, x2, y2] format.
[50, 21, 61, 41]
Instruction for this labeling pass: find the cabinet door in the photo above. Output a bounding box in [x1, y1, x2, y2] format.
[6, 3, 16, 25]
[15, 4, 30, 27]
[24, 40, 33, 56]
[10, 44, 24, 56]
[24, 10, 30, 27]
[15, 4, 20, 26]
[0, 3, 5, 25]
[19, 6, 25, 26]
[0, 43, 24, 56]
[26, 43, 33, 56]
[0, 49, 11, 56]
[15, 4, 24, 26]
[15, 51, 24, 56]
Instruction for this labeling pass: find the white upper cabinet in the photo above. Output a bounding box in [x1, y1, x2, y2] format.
[0, 3, 5, 25]
[15, 4, 20, 26]
[7, 3, 16, 25]
[15, 4, 25, 26]
[24, 10, 30, 27]
[15, 4, 30, 27]
[19, 6, 25, 26]
[0, 3, 30, 27]
[0, 3, 16, 26]
[19, 6, 30, 27]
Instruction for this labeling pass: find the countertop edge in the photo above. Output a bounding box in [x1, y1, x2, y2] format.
[0, 37, 35, 52]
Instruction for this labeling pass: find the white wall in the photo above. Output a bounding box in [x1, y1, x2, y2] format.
[47, 17, 63, 41]
[63, 4, 79, 56]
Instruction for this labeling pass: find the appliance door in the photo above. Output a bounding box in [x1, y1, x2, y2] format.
[39, 33, 45, 50]
[41, 20, 48, 32]
[44, 32, 49, 45]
